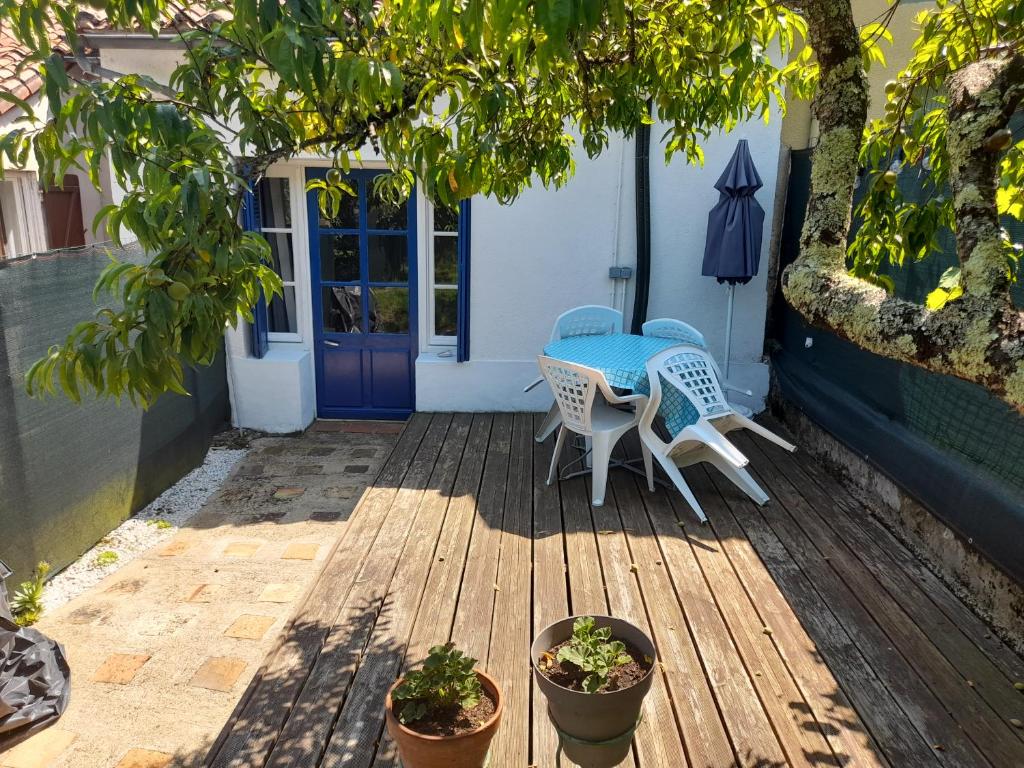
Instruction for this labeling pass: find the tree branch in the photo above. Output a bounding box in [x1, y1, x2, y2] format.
[781, 1, 1024, 411]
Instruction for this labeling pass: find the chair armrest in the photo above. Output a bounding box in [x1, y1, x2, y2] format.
[523, 377, 544, 393]
[722, 381, 754, 397]
[605, 391, 647, 406]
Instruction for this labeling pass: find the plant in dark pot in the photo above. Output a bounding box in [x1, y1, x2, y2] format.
[533, 616, 657, 767]
[385, 643, 503, 768]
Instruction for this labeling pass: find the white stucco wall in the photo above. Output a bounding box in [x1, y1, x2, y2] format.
[418, 113, 783, 414]
[96, 40, 783, 428]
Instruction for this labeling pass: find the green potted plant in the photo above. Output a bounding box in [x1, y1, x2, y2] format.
[384, 643, 503, 768]
[533, 616, 656, 767]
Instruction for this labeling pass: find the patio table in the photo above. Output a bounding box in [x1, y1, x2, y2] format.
[543, 333, 701, 437]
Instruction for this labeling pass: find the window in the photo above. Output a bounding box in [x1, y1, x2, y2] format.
[255, 177, 299, 338]
[428, 204, 461, 342]
[0, 172, 47, 258]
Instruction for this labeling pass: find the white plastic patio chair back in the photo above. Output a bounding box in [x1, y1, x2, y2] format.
[550, 305, 623, 342]
[638, 346, 796, 523]
[642, 318, 753, 398]
[659, 348, 731, 420]
[537, 357, 600, 433]
[537, 356, 653, 507]
[642, 318, 707, 349]
[530, 305, 624, 444]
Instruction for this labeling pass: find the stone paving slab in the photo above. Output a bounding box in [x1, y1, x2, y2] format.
[1, 424, 398, 768]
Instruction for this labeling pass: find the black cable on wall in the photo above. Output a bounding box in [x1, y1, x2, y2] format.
[631, 102, 653, 334]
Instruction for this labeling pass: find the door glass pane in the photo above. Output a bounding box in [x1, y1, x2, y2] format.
[319, 185, 359, 229]
[433, 205, 458, 233]
[367, 187, 407, 230]
[369, 287, 409, 333]
[269, 286, 297, 333]
[264, 232, 294, 281]
[323, 286, 362, 333]
[433, 236, 457, 284]
[320, 234, 360, 282]
[258, 178, 291, 227]
[368, 235, 408, 282]
[434, 288, 457, 336]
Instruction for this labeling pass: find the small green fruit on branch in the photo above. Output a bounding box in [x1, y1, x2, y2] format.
[985, 129, 1013, 152]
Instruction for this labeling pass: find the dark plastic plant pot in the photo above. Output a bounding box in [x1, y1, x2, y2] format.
[532, 615, 657, 768]
[384, 670, 503, 768]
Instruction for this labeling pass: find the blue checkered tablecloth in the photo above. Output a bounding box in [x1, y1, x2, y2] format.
[543, 333, 700, 436]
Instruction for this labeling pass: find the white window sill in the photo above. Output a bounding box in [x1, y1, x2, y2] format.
[417, 350, 459, 364]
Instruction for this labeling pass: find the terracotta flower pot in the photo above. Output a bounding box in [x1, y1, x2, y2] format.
[532, 615, 657, 768]
[384, 670, 503, 768]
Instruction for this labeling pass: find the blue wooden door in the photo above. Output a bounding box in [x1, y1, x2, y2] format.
[308, 168, 417, 419]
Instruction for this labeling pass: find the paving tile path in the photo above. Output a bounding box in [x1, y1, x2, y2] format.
[1, 423, 400, 768]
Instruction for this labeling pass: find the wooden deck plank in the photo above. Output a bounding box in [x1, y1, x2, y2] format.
[745, 434, 1024, 745]
[698, 466, 940, 768]
[265, 414, 454, 768]
[486, 413, 534, 767]
[317, 415, 473, 768]
[214, 413, 1024, 768]
[589, 473, 688, 768]
[758, 418, 1024, 686]
[370, 415, 494, 768]
[738, 437, 1024, 766]
[683, 466, 890, 768]
[733, 453, 993, 766]
[606, 471, 738, 768]
[450, 412, 512, 663]
[207, 413, 432, 768]
[531, 415, 570, 768]
[557, 447, 638, 768]
[643, 475, 839, 768]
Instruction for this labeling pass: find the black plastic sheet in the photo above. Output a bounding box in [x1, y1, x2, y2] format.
[0, 569, 70, 751]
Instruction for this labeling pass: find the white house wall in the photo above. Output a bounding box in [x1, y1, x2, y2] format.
[419, 115, 782, 414]
[96, 41, 783, 428]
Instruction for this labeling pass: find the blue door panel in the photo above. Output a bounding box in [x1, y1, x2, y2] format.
[370, 349, 413, 409]
[308, 168, 417, 419]
[321, 348, 365, 409]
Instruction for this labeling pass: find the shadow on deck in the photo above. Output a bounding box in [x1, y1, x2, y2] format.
[206, 412, 1024, 768]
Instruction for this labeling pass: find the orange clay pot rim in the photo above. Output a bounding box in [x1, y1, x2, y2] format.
[385, 669, 504, 743]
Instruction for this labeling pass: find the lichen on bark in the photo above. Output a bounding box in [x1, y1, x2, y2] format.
[780, 0, 1024, 411]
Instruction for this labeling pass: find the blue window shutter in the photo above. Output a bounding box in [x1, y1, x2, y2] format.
[456, 200, 471, 362]
[242, 184, 269, 359]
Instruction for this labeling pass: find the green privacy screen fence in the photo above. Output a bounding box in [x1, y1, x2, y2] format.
[0, 243, 229, 582]
[773, 149, 1024, 583]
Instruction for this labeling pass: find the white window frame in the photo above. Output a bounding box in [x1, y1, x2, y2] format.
[425, 201, 458, 348]
[260, 169, 304, 343]
[0, 171, 47, 258]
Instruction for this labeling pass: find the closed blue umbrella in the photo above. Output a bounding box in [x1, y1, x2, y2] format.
[701, 139, 764, 379]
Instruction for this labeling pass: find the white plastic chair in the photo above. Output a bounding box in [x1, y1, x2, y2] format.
[550, 305, 623, 343]
[638, 346, 796, 523]
[641, 318, 707, 348]
[642, 318, 753, 399]
[529, 306, 625, 443]
[538, 356, 653, 507]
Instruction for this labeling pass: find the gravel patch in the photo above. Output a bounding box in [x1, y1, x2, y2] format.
[43, 446, 248, 611]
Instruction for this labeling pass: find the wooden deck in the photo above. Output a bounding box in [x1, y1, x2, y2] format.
[208, 412, 1024, 768]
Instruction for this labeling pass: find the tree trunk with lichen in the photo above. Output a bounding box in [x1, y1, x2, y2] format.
[781, 0, 1024, 411]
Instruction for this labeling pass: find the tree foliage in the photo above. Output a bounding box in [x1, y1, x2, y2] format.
[0, 0, 1022, 407]
[850, 0, 1024, 307]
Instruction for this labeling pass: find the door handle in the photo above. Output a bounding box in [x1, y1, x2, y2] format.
[324, 340, 340, 348]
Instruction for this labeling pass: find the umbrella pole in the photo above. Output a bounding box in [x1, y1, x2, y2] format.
[724, 283, 735, 380]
